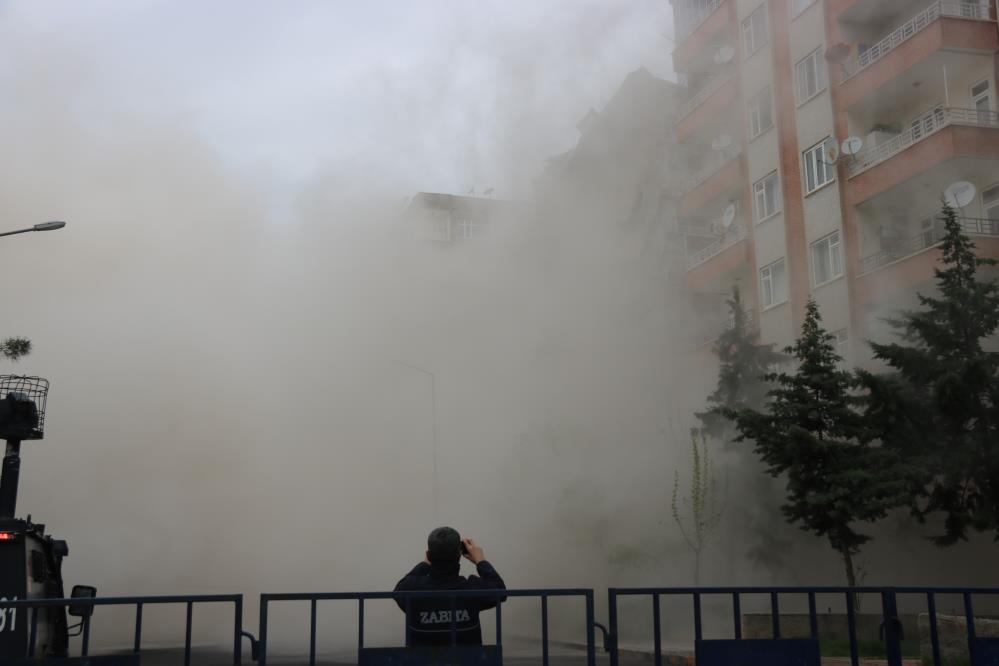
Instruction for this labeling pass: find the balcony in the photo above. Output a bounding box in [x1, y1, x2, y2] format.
[675, 74, 734, 123]
[842, 2, 992, 79]
[859, 214, 999, 274]
[672, 0, 735, 74]
[680, 146, 742, 195]
[675, 78, 740, 143]
[686, 221, 747, 270]
[676, 0, 726, 41]
[847, 107, 999, 178]
[836, 2, 997, 111]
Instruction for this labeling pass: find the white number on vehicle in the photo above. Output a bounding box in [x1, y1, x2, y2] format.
[0, 596, 17, 632]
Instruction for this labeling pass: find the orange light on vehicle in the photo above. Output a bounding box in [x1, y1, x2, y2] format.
[0, 532, 16, 541]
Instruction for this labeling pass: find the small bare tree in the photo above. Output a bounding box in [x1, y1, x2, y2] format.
[671, 428, 723, 586]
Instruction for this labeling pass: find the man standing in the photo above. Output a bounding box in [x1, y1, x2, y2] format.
[394, 527, 506, 646]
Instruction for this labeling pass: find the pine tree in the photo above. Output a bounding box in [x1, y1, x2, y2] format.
[726, 299, 909, 588]
[697, 285, 790, 580]
[697, 285, 785, 440]
[1, 337, 31, 361]
[860, 201, 999, 544]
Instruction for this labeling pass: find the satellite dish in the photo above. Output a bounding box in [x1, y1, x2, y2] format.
[713, 45, 735, 65]
[944, 181, 976, 209]
[841, 136, 863, 155]
[722, 204, 737, 228]
[711, 134, 732, 151]
[823, 142, 841, 164]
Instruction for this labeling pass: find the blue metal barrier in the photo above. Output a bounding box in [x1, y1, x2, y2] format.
[0, 594, 243, 665]
[258, 588, 596, 666]
[607, 586, 999, 666]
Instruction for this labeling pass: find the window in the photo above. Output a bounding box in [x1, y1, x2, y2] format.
[918, 215, 938, 247]
[972, 79, 992, 123]
[833, 328, 849, 362]
[747, 85, 774, 139]
[983, 184, 999, 221]
[795, 48, 827, 104]
[742, 5, 769, 58]
[457, 218, 482, 239]
[960, 0, 988, 18]
[753, 172, 782, 222]
[810, 231, 843, 286]
[791, 0, 817, 16]
[802, 137, 837, 194]
[760, 258, 788, 308]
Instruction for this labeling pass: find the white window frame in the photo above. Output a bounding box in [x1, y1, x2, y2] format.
[972, 79, 992, 125]
[972, 79, 991, 105]
[983, 183, 999, 221]
[457, 218, 482, 239]
[742, 4, 769, 59]
[747, 85, 774, 140]
[791, 0, 817, 17]
[802, 137, 837, 195]
[918, 215, 938, 247]
[760, 258, 788, 309]
[753, 171, 782, 223]
[795, 47, 827, 105]
[833, 328, 849, 362]
[810, 230, 843, 287]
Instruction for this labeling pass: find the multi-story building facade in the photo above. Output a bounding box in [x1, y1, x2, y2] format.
[404, 192, 515, 244]
[670, 0, 999, 363]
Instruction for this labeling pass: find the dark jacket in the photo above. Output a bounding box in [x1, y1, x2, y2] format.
[393, 560, 506, 646]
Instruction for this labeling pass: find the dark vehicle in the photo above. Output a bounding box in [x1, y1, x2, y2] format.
[0, 376, 94, 661]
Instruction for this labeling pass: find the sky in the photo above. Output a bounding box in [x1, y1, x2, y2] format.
[2, 0, 675, 214]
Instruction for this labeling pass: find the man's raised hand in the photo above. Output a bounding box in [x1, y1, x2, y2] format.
[461, 538, 485, 565]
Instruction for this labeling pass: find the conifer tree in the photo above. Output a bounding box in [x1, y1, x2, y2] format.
[726, 299, 909, 588]
[1, 337, 31, 361]
[860, 201, 999, 544]
[697, 285, 790, 580]
[697, 285, 785, 440]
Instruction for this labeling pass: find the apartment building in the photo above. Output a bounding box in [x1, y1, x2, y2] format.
[404, 192, 515, 244]
[670, 0, 999, 362]
[537, 67, 686, 240]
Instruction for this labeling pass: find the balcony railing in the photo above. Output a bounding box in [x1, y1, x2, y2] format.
[675, 74, 732, 122]
[847, 106, 999, 177]
[677, 0, 726, 40]
[843, 1, 993, 79]
[677, 219, 720, 237]
[859, 215, 999, 274]
[681, 147, 742, 192]
[686, 221, 746, 270]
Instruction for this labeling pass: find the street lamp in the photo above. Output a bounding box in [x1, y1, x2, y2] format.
[0, 221, 67, 238]
[393, 359, 439, 520]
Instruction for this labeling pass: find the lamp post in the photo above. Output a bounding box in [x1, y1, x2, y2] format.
[0, 221, 66, 238]
[393, 360, 439, 520]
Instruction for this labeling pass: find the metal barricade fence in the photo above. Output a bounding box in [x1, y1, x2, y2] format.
[607, 586, 999, 666]
[257, 588, 596, 666]
[6, 586, 999, 665]
[0, 593, 243, 665]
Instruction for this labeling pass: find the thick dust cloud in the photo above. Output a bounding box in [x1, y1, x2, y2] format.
[3, 0, 995, 656]
[0, 0, 690, 650]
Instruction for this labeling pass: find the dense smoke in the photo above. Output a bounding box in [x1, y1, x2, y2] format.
[1, 0, 997, 657]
